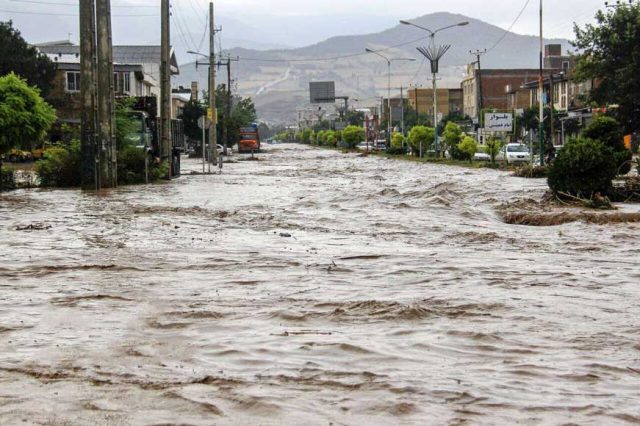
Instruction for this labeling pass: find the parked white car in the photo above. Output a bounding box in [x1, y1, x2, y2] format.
[474, 151, 491, 161]
[501, 143, 531, 164]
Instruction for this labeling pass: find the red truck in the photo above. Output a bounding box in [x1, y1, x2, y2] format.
[238, 125, 261, 153]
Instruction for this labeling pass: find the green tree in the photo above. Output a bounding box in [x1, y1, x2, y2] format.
[0, 21, 57, 96]
[407, 125, 434, 157]
[0, 72, 56, 156]
[301, 128, 312, 144]
[484, 137, 503, 167]
[387, 132, 406, 155]
[582, 116, 632, 174]
[345, 110, 365, 126]
[324, 130, 337, 147]
[316, 130, 327, 146]
[573, 4, 640, 133]
[458, 136, 478, 163]
[180, 100, 207, 143]
[404, 104, 432, 129]
[443, 122, 462, 152]
[342, 125, 365, 149]
[547, 137, 617, 197]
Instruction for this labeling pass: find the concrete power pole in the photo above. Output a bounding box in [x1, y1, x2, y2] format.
[80, 0, 98, 189]
[95, 0, 116, 187]
[470, 49, 486, 118]
[161, 0, 173, 178]
[209, 1, 219, 170]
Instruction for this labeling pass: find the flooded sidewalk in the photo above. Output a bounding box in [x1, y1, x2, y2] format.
[1, 144, 639, 425]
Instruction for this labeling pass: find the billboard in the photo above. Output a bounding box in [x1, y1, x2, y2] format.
[310, 81, 335, 104]
[484, 112, 513, 132]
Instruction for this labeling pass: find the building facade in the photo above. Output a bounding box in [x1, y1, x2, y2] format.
[37, 43, 180, 123]
[406, 88, 463, 118]
[462, 65, 539, 121]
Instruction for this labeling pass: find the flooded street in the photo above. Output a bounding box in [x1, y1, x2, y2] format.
[1, 144, 639, 425]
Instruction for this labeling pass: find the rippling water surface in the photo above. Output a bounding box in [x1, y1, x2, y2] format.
[1, 144, 639, 425]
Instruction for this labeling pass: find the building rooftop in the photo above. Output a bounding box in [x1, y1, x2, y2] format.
[37, 43, 180, 74]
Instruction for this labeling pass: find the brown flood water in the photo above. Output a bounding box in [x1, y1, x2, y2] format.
[1, 144, 639, 425]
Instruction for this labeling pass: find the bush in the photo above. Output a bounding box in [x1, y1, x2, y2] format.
[458, 136, 478, 162]
[583, 116, 631, 174]
[1, 166, 15, 191]
[387, 132, 406, 155]
[514, 164, 548, 178]
[342, 125, 365, 149]
[35, 140, 81, 187]
[407, 126, 434, 157]
[547, 137, 617, 198]
[324, 130, 337, 147]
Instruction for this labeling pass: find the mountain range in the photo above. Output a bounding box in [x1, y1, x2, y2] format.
[174, 12, 572, 125]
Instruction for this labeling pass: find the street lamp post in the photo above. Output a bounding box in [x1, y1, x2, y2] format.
[400, 19, 468, 157]
[365, 48, 415, 147]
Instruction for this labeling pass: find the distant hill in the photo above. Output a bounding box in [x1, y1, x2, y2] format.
[175, 12, 572, 125]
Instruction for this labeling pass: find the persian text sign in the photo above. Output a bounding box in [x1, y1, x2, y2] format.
[485, 113, 513, 132]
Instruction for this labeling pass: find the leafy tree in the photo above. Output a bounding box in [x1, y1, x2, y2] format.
[316, 130, 327, 146]
[0, 21, 57, 96]
[0, 72, 56, 156]
[583, 116, 632, 174]
[443, 122, 462, 152]
[391, 132, 404, 149]
[458, 136, 478, 163]
[548, 137, 617, 197]
[324, 130, 337, 147]
[573, 3, 640, 133]
[342, 125, 364, 149]
[114, 97, 139, 149]
[204, 85, 257, 147]
[301, 128, 312, 144]
[180, 100, 207, 143]
[403, 104, 432, 129]
[388, 132, 406, 155]
[484, 137, 503, 167]
[345, 110, 365, 126]
[407, 125, 434, 157]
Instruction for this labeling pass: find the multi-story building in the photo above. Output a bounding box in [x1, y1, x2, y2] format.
[462, 65, 539, 121]
[37, 42, 180, 123]
[406, 88, 463, 118]
[462, 44, 573, 122]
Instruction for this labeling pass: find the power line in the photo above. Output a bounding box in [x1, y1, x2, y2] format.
[487, 0, 532, 52]
[8, 0, 156, 7]
[0, 8, 157, 17]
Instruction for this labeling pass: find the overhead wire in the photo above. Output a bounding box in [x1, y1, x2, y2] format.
[486, 0, 532, 52]
[7, 0, 156, 6]
[0, 8, 157, 16]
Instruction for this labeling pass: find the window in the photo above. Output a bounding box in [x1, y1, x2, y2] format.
[113, 72, 131, 94]
[66, 71, 80, 92]
[122, 72, 130, 93]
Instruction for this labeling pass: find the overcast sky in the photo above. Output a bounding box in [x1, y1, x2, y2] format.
[0, 0, 605, 44]
[213, 0, 603, 38]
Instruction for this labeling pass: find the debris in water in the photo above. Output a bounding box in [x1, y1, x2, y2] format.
[15, 223, 51, 231]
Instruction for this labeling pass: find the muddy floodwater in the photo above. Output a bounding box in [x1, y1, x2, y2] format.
[1, 144, 639, 425]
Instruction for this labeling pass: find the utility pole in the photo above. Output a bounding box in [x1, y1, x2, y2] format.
[538, 0, 545, 166]
[400, 86, 405, 136]
[224, 58, 231, 156]
[208, 1, 218, 171]
[161, 0, 173, 178]
[96, 0, 116, 187]
[470, 49, 486, 118]
[80, 0, 98, 190]
[218, 56, 238, 156]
